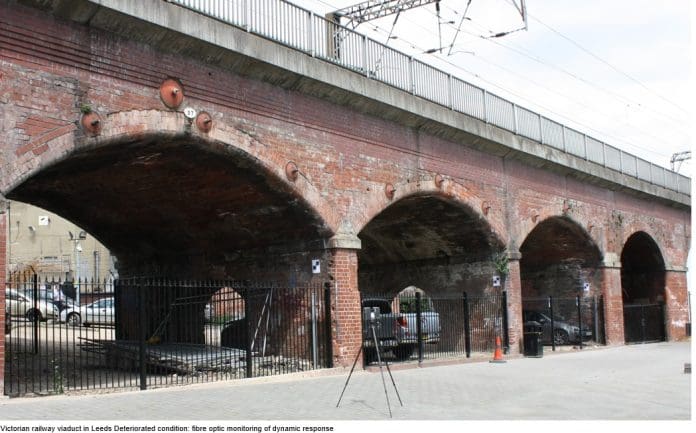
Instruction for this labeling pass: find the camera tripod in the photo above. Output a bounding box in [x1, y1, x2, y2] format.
[336, 319, 403, 418]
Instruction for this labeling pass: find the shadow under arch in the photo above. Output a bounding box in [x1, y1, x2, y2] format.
[5, 110, 336, 279]
[621, 231, 666, 343]
[357, 192, 505, 298]
[621, 231, 666, 303]
[5, 110, 340, 347]
[520, 215, 603, 298]
[519, 215, 604, 346]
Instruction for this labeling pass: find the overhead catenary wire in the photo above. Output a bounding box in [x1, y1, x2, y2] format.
[354, 6, 685, 159]
[299, 0, 687, 163]
[434, 1, 690, 132]
[525, 11, 688, 115]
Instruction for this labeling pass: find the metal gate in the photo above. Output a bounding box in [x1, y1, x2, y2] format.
[4, 275, 332, 397]
[361, 291, 508, 364]
[522, 296, 604, 349]
[623, 303, 665, 344]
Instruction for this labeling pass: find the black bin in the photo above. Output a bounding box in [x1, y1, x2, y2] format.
[523, 321, 543, 358]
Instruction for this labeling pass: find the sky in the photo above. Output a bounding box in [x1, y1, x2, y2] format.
[289, 0, 692, 175]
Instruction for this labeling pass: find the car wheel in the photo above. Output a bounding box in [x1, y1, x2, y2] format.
[67, 313, 81, 327]
[393, 345, 415, 361]
[553, 329, 569, 345]
[26, 309, 43, 322]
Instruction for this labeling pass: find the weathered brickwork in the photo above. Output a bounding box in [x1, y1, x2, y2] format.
[328, 249, 361, 367]
[505, 259, 523, 354]
[664, 271, 689, 341]
[600, 267, 625, 345]
[0, 1, 690, 369]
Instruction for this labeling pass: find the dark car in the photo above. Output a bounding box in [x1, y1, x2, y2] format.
[523, 310, 592, 345]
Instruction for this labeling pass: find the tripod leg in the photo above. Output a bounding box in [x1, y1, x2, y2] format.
[336, 342, 363, 407]
[371, 324, 393, 418]
[382, 353, 403, 406]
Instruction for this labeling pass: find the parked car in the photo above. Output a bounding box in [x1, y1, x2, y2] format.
[5, 288, 59, 321]
[396, 292, 441, 346]
[523, 310, 592, 345]
[60, 297, 115, 327]
[37, 289, 75, 314]
[362, 297, 440, 361]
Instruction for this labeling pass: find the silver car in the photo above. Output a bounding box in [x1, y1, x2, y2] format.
[523, 310, 592, 345]
[5, 288, 58, 321]
[60, 297, 114, 327]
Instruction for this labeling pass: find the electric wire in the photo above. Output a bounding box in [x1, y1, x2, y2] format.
[435, 1, 690, 132]
[294, 0, 687, 162]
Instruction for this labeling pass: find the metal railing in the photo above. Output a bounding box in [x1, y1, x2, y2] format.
[165, 0, 690, 196]
[361, 291, 507, 364]
[522, 295, 605, 351]
[5, 275, 331, 397]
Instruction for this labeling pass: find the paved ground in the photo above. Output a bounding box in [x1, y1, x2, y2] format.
[0, 342, 691, 420]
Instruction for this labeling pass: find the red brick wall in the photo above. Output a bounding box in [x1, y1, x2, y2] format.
[600, 266, 625, 345]
[0, 1, 691, 370]
[665, 270, 689, 341]
[506, 259, 523, 355]
[328, 249, 361, 367]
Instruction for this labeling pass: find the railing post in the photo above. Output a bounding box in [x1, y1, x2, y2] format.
[592, 295, 599, 344]
[447, 74, 453, 110]
[245, 286, 253, 378]
[548, 296, 555, 351]
[463, 292, 471, 358]
[243, 0, 251, 31]
[362, 34, 368, 77]
[502, 290, 509, 354]
[409, 56, 415, 94]
[416, 291, 423, 364]
[32, 273, 38, 355]
[634, 156, 639, 180]
[602, 143, 607, 168]
[576, 295, 583, 350]
[562, 125, 568, 152]
[307, 11, 314, 57]
[138, 278, 147, 390]
[311, 290, 318, 367]
[513, 104, 519, 134]
[583, 134, 588, 160]
[483, 89, 489, 123]
[324, 282, 333, 368]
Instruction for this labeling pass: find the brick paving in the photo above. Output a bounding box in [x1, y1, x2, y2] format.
[0, 342, 690, 420]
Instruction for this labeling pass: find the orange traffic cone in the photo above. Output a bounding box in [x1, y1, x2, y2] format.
[489, 336, 506, 363]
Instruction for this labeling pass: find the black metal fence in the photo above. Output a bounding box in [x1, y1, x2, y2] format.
[4, 275, 331, 397]
[522, 295, 605, 350]
[361, 291, 507, 365]
[623, 303, 665, 344]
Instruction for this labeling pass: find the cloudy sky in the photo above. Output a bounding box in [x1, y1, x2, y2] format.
[291, 0, 692, 175]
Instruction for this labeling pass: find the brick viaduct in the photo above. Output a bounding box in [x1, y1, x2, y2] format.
[0, 0, 691, 382]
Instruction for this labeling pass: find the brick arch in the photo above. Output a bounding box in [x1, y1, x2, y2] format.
[2, 109, 341, 236]
[518, 214, 604, 300]
[515, 207, 604, 257]
[352, 177, 507, 245]
[519, 214, 603, 260]
[619, 227, 669, 268]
